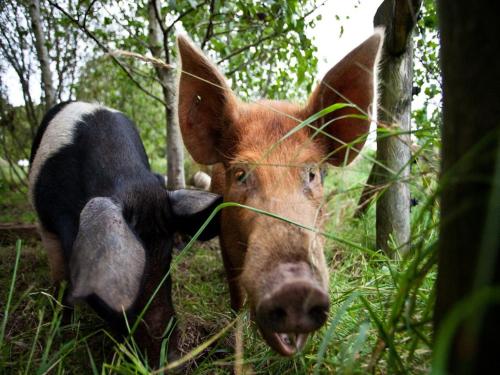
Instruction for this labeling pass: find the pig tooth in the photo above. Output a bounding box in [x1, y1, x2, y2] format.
[280, 333, 291, 346]
[280, 333, 299, 349]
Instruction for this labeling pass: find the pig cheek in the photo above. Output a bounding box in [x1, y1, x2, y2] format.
[308, 179, 324, 202]
[309, 235, 329, 290]
[221, 204, 254, 246]
[301, 204, 328, 289]
[239, 261, 263, 312]
[220, 205, 258, 288]
[239, 245, 271, 307]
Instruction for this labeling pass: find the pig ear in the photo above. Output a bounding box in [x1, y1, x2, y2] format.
[304, 29, 384, 166]
[177, 35, 237, 164]
[69, 197, 145, 312]
[169, 189, 222, 241]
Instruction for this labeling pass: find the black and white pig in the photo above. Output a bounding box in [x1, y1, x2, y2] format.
[29, 101, 222, 364]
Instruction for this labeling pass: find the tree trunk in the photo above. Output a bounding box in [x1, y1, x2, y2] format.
[373, 0, 421, 256]
[434, 1, 500, 373]
[164, 69, 185, 189]
[147, 0, 185, 189]
[28, 0, 55, 109]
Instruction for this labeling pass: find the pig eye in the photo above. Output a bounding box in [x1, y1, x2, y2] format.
[308, 169, 316, 183]
[306, 166, 319, 184]
[234, 169, 247, 184]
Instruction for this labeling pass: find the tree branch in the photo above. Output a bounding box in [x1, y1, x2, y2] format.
[165, 1, 208, 35]
[47, 0, 166, 106]
[216, 2, 323, 64]
[0, 12, 39, 130]
[29, 0, 56, 109]
[201, 0, 216, 49]
[83, 0, 99, 28]
[217, 32, 277, 64]
[374, 0, 422, 56]
[151, 0, 167, 34]
[150, 0, 171, 63]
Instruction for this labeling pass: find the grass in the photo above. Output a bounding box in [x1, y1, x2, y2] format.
[0, 151, 437, 374]
[0, 182, 36, 224]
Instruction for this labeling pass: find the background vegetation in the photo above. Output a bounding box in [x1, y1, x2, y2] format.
[1, 0, 446, 373]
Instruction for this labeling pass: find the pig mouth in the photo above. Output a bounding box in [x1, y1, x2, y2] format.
[259, 327, 309, 356]
[246, 262, 330, 356]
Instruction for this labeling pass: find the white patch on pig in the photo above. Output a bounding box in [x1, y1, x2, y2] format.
[28, 102, 107, 204]
[192, 171, 211, 190]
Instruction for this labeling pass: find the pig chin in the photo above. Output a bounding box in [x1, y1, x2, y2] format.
[244, 262, 330, 356]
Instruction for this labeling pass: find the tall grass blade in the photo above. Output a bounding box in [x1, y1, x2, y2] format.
[314, 292, 359, 375]
[0, 239, 22, 347]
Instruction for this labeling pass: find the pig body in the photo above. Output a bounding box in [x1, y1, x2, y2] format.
[29, 101, 221, 364]
[190, 171, 211, 190]
[177, 30, 383, 356]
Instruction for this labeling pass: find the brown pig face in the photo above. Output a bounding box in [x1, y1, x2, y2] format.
[222, 119, 331, 355]
[177, 31, 383, 355]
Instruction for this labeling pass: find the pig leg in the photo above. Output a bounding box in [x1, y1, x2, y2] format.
[38, 224, 74, 324]
[39, 224, 66, 283]
[40, 214, 79, 321]
[133, 264, 181, 367]
[220, 246, 244, 311]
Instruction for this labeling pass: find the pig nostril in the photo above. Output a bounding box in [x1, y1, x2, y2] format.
[308, 305, 328, 326]
[269, 307, 287, 323]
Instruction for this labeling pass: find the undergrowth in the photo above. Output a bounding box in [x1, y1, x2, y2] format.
[0, 149, 437, 374]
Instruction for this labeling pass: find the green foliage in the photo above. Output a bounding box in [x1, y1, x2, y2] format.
[47, 0, 322, 172]
[411, 0, 441, 235]
[0, 0, 323, 180]
[75, 0, 320, 101]
[414, 0, 440, 99]
[0, 0, 81, 187]
[413, 0, 441, 148]
[0, 163, 437, 373]
[0, 185, 36, 223]
[0, 93, 38, 189]
[0, 1, 444, 373]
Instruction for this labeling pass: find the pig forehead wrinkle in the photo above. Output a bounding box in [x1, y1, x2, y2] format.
[232, 119, 323, 165]
[235, 103, 313, 146]
[236, 124, 311, 150]
[232, 143, 323, 169]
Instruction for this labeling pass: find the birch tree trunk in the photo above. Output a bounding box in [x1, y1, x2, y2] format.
[434, 0, 500, 372]
[373, 0, 421, 256]
[147, 0, 185, 189]
[28, 0, 55, 109]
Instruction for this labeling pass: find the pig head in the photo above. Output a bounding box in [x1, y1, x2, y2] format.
[67, 190, 221, 363]
[177, 30, 383, 355]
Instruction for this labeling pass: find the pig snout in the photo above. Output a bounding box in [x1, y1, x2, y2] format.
[256, 281, 329, 334]
[253, 262, 329, 356]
